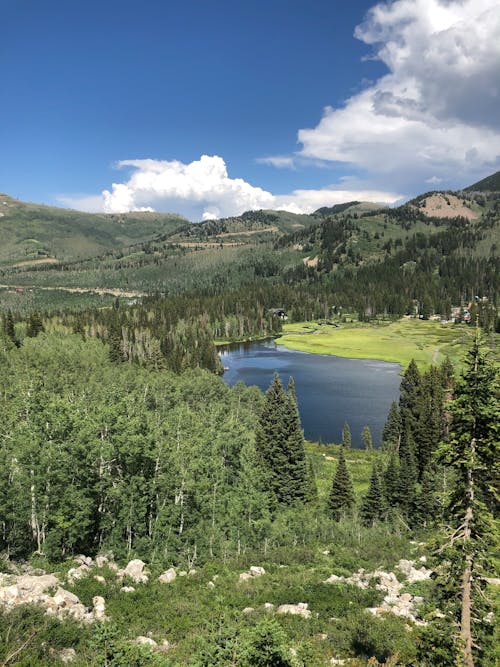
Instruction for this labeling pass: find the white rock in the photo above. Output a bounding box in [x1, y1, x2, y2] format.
[249, 566, 265, 577]
[276, 603, 311, 618]
[122, 559, 148, 584]
[95, 555, 109, 568]
[120, 586, 135, 593]
[133, 636, 157, 647]
[188, 569, 197, 576]
[264, 603, 274, 610]
[239, 572, 253, 582]
[92, 596, 106, 621]
[178, 571, 187, 577]
[207, 581, 215, 589]
[93, 575, 106, 584]
[242, 607, 255, 614]
[74, 555, 92, 567]
[53, 588, 80, 607]
[158, 568, 177, 584]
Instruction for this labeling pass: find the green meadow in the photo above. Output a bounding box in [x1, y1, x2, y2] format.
[278, 318, 481, 370]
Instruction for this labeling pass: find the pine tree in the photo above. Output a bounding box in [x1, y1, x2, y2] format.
[399, 359, 421, 435]
[426, 333, 499, 666]
[360, 463, 384, 526]
[3, 310, 19, 348]
[397, 429, 418, 518]
[383, 453, 400, 509]
[361, 425, 373, 450]
[327, 446, 355, 520]
[413, 365, 445, 478]
[26, 311, 44, 338]
[342, 421, 351, 449]
[255, 375, 307, 506]
[382, 401, 402, 451]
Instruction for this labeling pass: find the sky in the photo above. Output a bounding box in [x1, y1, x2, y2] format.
[1, 0, 499, 221]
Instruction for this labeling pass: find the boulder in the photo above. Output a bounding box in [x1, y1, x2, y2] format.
[242, 607, 255, 614]
[264, 603, 274, 611]
[93, 575, 106, 584]
[120, 586, 135, 593]
[158, 568, 176, 584]
[133, 636, 157, 647]
[95, 555, 109, 568]
[92, 596, 106, 621]
[249, 566, 265, 577]
[277, 602, 311, 618]
[121, 559, 148, 584]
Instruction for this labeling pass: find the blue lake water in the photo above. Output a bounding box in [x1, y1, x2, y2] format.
[220, 340, 401, 448]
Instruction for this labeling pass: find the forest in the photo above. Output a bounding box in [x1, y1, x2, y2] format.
[0, 183, 498, 665]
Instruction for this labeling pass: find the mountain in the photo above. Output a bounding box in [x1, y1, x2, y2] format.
[0, 194, 188, 267]
[464, 169, 500, 192]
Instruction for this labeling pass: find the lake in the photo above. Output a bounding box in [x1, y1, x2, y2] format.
[220, 339, 401, 448]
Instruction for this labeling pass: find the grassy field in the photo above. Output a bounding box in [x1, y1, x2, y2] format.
[279, 318, 482, 370]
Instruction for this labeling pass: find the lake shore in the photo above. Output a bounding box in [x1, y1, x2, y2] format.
[278, 318, 476, 370]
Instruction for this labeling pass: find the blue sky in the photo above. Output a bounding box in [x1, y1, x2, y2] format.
[1, 0, 499, 220]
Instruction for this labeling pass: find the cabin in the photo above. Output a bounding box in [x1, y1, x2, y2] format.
[269, 308, 288, 320]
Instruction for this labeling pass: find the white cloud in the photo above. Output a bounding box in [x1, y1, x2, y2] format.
[255, 155, 296, 169]
[298, 0, 500, 189]
[59, 155, 401, 220]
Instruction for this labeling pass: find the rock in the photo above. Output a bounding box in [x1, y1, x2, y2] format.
[74, 555, 93, 567]
[108, 563, 119, 572]
[330, 659, 346, 665]
[157, 640, 173, 653]
[264, 603, 274, 610]
[95, 555, 109, 568]
[178, 571, 187, 577]
[121, 559, 148, 584]
[158, 568, 177, 584]
[239, 572, 253, 582]
[242, 607, 255, 614]
[93, 575, 106, 584]
[50, 647, 77, 663]
[188, 569, 197, 576]
[276, 603, 311, 618]
[249, 566, 265, 577]
[92, 596, 106, 621]
[322, 550, 331, 556]
[120, 586, 135, 593]
[16, 573, 59, 595]
[133, 636, 157, 647]
[323, 574, 342, 584]
[207, 581, 215, 589]
[53, 588, 80, 607]
[67, 565, 90, 583]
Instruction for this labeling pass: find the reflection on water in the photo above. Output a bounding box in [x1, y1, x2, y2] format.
[220, 339, 400, 448]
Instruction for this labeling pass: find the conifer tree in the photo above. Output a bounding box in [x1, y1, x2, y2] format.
[427, 334, 499, 667]
[413, 365, 445, 478]
[360, 463, 384, 526]
[397, 429, 418, 518]
[3, 310, 19, 348]
[361, 425, 373, 450]
[26, 311, 44, 338]
[383, 453, 400, 509]
[342, 421, 351, 449]
[255, 375, 307, 506]
[327, 446, 355, 520]
[399, 359, 421, 434]
[382, 401, 402, 451]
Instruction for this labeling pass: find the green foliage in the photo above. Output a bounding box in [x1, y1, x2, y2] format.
[361, 425, 372, 450]
[239, 618, 293, 667]
[327, 446, 355, 521]
[254, 375, 307, 507]
[342, 422, 351, 449]
[360, 464, 385, 526]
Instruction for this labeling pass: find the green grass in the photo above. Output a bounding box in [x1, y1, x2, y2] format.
[279, 318, 482, 370]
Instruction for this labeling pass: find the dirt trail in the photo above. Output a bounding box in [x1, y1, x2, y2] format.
[0, 284, 147, 298]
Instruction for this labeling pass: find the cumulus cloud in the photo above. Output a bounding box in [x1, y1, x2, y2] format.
[59, 155, 400, 220]
[298, 0, 500, 189]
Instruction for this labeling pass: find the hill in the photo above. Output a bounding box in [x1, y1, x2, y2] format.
[0, 194, 188, 267]
[464, 169, 500, 192]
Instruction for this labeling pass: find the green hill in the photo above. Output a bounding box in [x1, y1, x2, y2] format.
[464, 169, 500, 192]
[0, 194, 188, 267]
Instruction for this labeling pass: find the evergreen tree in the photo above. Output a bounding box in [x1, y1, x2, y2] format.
[26, 311, 44, 338]
[3, 310, 19, 347]
[426, 334, 499, 666]
[383, 453, 400, 509]
[342, 421, 351, 449]
[413, 365, 445, 478]
[360, 463, 384, 526]
[399, 359, 421, 435]
[254, 375, 307, 506]
[327, 446, 355, 520]
[397, 429, 418, 518]
[361, 425, 373, 450]
[382, 401, 402, 451]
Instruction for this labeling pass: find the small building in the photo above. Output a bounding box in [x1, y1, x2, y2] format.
[269, 308, 288, 320]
